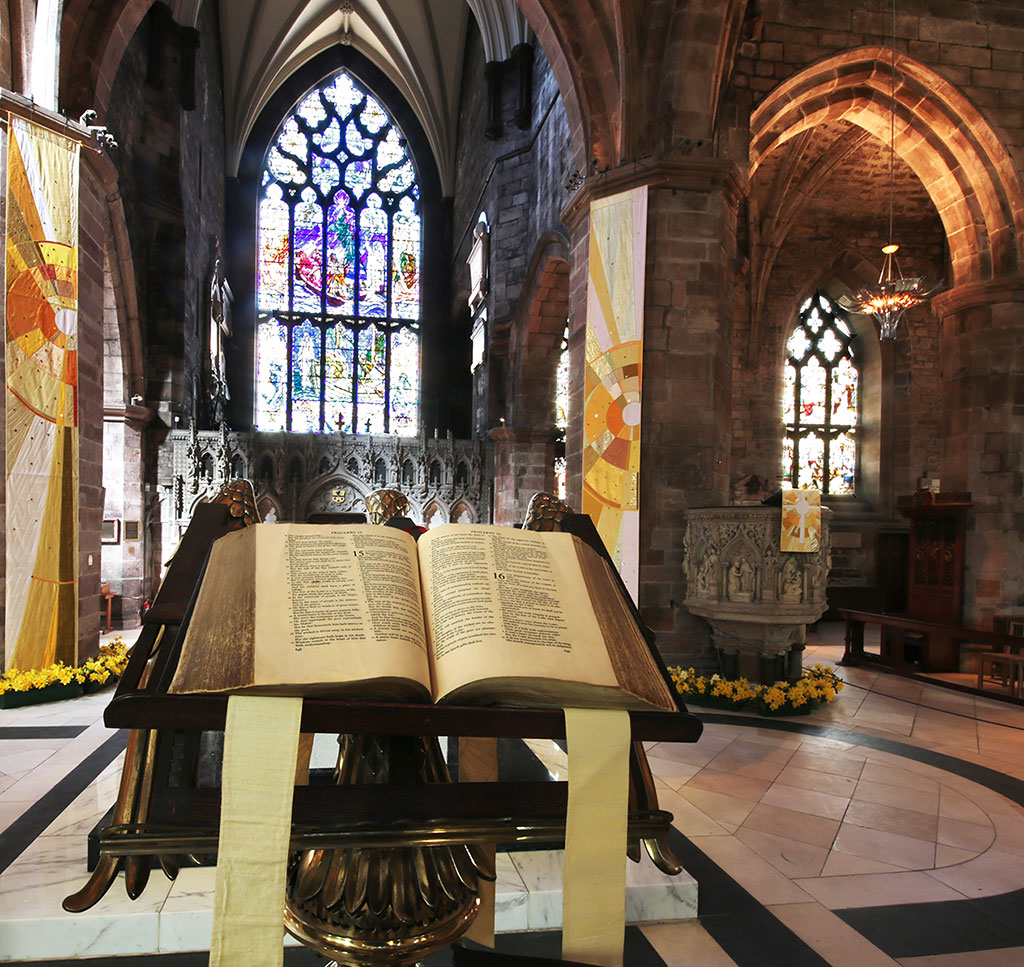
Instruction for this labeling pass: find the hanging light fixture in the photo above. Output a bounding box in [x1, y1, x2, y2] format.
[838, 0, 942, 339]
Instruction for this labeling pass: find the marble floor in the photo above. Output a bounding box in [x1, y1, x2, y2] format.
[3, 624, 1024, 966]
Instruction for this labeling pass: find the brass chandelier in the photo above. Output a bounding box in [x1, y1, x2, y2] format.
[838, 0, 941, 338]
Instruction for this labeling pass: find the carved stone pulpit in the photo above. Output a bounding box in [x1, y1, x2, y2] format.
[683, 506, 832, 683]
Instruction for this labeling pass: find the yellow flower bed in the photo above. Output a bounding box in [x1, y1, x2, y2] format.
[0, 638, 130, 695]
[668, 663, 844, 716]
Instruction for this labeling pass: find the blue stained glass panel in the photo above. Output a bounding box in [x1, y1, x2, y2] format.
[345, 160, 372, 198]
[356, 327, 387, 434]
[359, 196, 389, 317]
[324, 325, 355, 431]
[314, 118, 342, 154]
[255, 318, 288, 430]
[257, 187, 289, 312]
[391, 198, 419, 319]
[325, 192, 356, 315]
[388, 325, 420, 435]
[311, 154, 340, 195]
[293, 189, 324, 313]
[345, 120, 373, 157]
[291, 321, 322, 432]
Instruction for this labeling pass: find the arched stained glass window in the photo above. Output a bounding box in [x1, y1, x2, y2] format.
[255, 71, 421, 434]
[553, 324, 569, 499]
[781, 292, 859, 495]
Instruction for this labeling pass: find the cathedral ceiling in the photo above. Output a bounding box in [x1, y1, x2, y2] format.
[216, 0, 527, 191]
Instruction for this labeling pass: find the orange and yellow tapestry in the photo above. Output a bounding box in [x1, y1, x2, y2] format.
[582, 187, 647, 600]
[5, 116, 80, 669]
[781, 488, 821, 553]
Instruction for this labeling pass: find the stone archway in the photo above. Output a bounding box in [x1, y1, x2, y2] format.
[750, 47, 1024, 286]
[491, 236, 570, 525]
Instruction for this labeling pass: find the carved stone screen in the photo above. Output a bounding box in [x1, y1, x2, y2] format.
[255, 71, 421, 435]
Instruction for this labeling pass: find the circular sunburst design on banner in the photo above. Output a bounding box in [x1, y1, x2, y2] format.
[583, 340, 641, 510]
[6, 241, 78, 421]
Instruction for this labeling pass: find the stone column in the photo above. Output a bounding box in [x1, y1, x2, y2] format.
[641, 162, 742, 654]
[488, 425, 557, 526]
[559, 158, 742, 659]
[932, 278, 1024, 626]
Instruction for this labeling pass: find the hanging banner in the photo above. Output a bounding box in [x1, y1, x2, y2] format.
[781, 488, 821, 552]
[5, 116, 80, 669]
[582, 187, 647, 600]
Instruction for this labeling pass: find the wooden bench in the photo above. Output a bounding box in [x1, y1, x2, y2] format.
[840, 609, 1024, 676]
[976, 651, 1024, 697]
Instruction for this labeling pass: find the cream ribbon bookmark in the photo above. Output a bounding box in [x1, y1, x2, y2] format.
[460, 736, 499, 947]
[562, 708, 631, 967]
[210, 695, 303, 967]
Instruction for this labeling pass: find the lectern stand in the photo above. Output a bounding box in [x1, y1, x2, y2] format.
[65, 494, 702, 965]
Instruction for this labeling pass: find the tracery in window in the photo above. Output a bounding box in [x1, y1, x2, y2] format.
[781, 292, 859, 495]
[255, 71, 420, 433]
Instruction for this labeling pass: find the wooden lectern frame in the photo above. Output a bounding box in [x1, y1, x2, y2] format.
[65, 499, 702, 964]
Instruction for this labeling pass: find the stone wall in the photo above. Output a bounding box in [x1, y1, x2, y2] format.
[452, 23, 574, 432]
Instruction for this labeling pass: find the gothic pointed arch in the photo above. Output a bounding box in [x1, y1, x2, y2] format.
[750, 48, 1024, 286]
[228, 44, 453, 434]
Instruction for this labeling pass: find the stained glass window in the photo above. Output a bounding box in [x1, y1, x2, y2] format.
[255, 71, 421, 433]
[781, 293, 859, 495]
[553, 325, 569, 499]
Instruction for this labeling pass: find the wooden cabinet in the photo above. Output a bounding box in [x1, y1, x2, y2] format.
[891, 491, 972, 671]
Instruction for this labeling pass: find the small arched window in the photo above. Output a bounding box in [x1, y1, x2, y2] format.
[254, 71, 421, 434]
[781, 292, 859, 495]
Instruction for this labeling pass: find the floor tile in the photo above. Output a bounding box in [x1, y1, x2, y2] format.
[719, 738, 797, 764]
[786, 749, 866, 778]
[842, 799, 940, 844]
[705, 750, 787, 781]
[689, 834, 813, 906]
[938, 787, 993, 825]
[734, 827, 829, 878]
[926, 848, 1024, 897]
[934, 845, 977, 867]
[854, 778, 940, 815]
[793, 871, 967, 910]
[859, 762, 943, 793]
[936, 817, 996, 852]
[775, 764, 860, 798]
[760, 782, 851, 820]
[684, 768, 772, 802]
[898, 947, 1024, 966]
[768, 900, 900, 967]
[740, 801, 841, 848]
[676, 786, 758, 827]
[820, 852, 911, 877]
[832, 823, 936, 870]
[641, 920, 738, 967]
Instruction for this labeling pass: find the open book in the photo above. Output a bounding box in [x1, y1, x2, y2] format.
[168, 523, 676, 712]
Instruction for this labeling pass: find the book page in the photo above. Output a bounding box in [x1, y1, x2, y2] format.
[255, 524, 431, 691]
[419, 525, 618, 701]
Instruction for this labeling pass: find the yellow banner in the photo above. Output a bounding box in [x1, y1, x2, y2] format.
[581, 187, 647, 600]
[5, 116, 80, 669]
